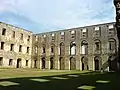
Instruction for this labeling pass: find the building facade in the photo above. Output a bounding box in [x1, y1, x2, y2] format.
[32, 22, 119, 71]
[0, 22, 32, 68]
[0, 21, 119, 71]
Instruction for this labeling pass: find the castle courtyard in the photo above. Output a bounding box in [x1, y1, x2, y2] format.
[0, 69, 119, 90]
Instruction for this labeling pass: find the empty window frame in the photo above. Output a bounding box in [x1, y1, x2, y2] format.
[20, 33, 23, 40]
[1, 42, 4, 50]
[27, 47, 29, 53]
[0, 57, 3, 66]
[2, 28, 6, 35]
[10, 44, 14, 51]
[26, 60, 28, 66]
[9, 59, 13, 66]
[27, 35, 30, 41]
[19, 45, 22, 52]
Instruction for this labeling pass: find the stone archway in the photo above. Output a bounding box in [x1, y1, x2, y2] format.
[42, 57, 45, 69]
[50, 57, 54, 69]
[108, 55, 117, 71]
[16, 58, 22, 68]
[60, 42, 65, 56]
[81, 40, 88, 55]
[70, 57, 76, 70]
[81, 57, 89, 70]
[70, 42, 76, 55]
[34, 60, 38, 68]
[94, 56, 100, 70]
[59, 57, 65, 70]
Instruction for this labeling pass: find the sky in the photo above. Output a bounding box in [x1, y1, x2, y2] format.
[0, 0, 116, 33]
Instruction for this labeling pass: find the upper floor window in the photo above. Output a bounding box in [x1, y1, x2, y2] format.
[108, 24, 115, 36]
[20, 33, 23, 40]
[43, 35, 46, 38]
[2, 28, 6, 35]
[60, 42, 65, 56]
[35, 36, 38, 41]
[10, 44, 14, 51]
[42, 44, 46, 53]
[43, 35, 47, 41]
[70, 30, 76, 39]
[51, 33, 55, 37]
[1, 42, 4, 50]
[71, 30, 75, 34]
[51, 33, 55, 41]
[70, 41, 76, 55]
[94, 26, 101, 36]
[81, 40, 88, 55]
[27, 35, 30, 42]
[27, 47, 29, 53]
[81, 28, 88, 38]
[19, 45, 22, 52]
[12, 31, 15, 38]
[95, 40, 101, 50]
[109, 39, 116, 51]
[60, 32, 65, 40]
[60, 32, 64, 36]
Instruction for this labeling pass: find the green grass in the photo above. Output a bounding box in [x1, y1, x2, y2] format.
[0, 69, 120, 90]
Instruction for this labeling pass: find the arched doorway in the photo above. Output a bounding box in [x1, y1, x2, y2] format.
[50, 57, 54, 69]
[42, 57, 45, 69]
[81, 57, 88, 70]
[108, 55, 117, 71]
[34, 60, 38, 68]
[70, 57, 76, 70]
[94, 56, 100, 70]
[108, 59, 112, 71]
[59, 57, 65, 70]
[16, 59, 21, 68]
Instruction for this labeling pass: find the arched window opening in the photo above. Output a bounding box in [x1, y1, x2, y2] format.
[94, 56, 100, 70]
[95, 40, 101, 51]
[81, 57, 89, 70]
[81, 41, 88, 55]
[60, 42, 65, 56]
[70, 42, 76, 55]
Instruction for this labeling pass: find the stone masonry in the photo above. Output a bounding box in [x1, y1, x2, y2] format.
[0, 21, 119, 71]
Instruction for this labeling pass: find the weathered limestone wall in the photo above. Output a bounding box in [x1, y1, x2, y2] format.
[0, 22, 32, 68]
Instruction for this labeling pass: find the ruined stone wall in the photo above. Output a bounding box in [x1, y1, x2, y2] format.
[0, 22, 32, 68]
[32, 22, 119, 71]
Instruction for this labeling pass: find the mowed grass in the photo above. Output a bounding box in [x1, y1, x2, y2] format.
[0, 69, 120, 90]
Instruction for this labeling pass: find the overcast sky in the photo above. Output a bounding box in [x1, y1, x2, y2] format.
[0, 0, 115, 33]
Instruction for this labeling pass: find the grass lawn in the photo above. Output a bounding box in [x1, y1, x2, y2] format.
[0, 69, 119, 90]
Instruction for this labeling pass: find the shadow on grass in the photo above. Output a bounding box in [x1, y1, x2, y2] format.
[0, 71, 120, 90]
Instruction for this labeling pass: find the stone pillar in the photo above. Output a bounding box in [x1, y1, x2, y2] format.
[55, 56, 59, 70]
[39, 58, 42, 69]
[76, 55, 80, 70]
[65, 57, 70, 70]
[79, 56, 82, 70]
[88, 56, 94, 71]
[46, 57, 50, 69]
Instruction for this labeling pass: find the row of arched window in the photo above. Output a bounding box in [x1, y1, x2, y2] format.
[38, 38, 117, 55]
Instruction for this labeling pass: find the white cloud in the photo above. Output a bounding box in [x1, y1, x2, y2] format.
[0, 0, 116, 33]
